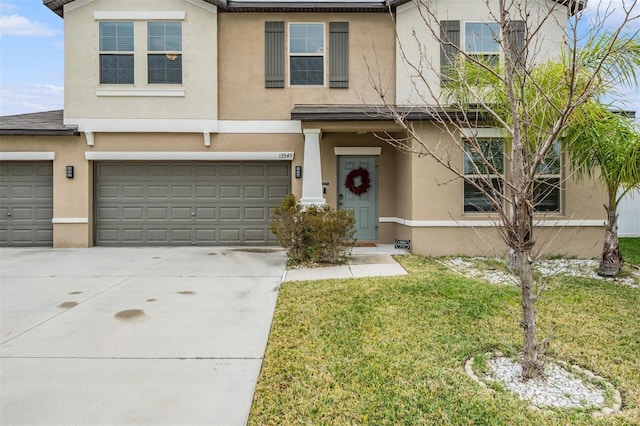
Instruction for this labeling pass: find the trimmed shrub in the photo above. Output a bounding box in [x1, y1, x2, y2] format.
[271, 194, 356, 266]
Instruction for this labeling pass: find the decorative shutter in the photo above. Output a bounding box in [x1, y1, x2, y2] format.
[265, 21, 284, 88]
[329, 22, 349, 88]
[440, 20, 460, 86]
[508, 20, 526, 67]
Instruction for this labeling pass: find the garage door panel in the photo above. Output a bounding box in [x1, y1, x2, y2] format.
[269, 164, 290, 177]
[220, 186, 241, 199]
[148, 207, 169, 220]
[220, 165, 242, 177]
[196, 185, 216, 198]
[120, 228, 143, 242]
[0, 162, 53, 246]
[94, 161, 290, 245]
[219, 228, 241, 243]
[245, 207, 266, 220]
[169, 229, 192, 243]
[244, 229, 267, 242]
[122, 185, 144, 198]
[195, 207, 216, 219]
[245, 186, 266, 199]
[171, 207, 192, 220]
[195, 164, 217, 177]
[148, 186, 168, 198]
[220, 207, 241, 220]
[171, 185, 192, 198]
[269, 185, 290, 199]
[122, 207, 144, 220]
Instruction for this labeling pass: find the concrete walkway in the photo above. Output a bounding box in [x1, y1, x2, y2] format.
[282, 245, 409, 282]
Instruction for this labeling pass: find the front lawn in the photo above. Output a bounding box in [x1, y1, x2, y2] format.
[621, 237, 640, 266]
[250, 256, 640, 425]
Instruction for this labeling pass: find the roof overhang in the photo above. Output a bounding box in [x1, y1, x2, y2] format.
[44, 0, 584, 17]
[291, 104, 490, 122]
[0, 110, 80, 136]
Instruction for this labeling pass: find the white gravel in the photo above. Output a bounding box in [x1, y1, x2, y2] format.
[442, 257, 639, 288]
[484, 357, 607, 409]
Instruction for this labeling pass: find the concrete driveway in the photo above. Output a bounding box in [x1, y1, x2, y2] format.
[0, 247, 286, 425]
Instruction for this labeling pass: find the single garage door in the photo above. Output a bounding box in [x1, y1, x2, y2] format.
[94, 161, 290, 246]
[0, 162, 53, 246]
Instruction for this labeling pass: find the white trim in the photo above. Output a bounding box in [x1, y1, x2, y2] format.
[0, 152, 55, 161]
[94, 11, 186, 20]
[96, 89, 186, 97]
[288, 22, 326, 88]
[219, 120, 301, 134]
[460, 127, 506, 139]
[52, 218, 89, 224]
[185, 0, 218, 13]
[65, 118, 302, 134]
[85, 151, 295, 161]
[378, 217, 603, 227]
[65, 0, 94, 14]
[67, 118, 218, 133]
[85, 132, 95, 146]
[334, 147, 382, 156]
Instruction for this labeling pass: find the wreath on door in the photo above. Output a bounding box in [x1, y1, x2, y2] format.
[345, 167, 371, 196]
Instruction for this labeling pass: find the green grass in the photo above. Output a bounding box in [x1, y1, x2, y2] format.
[621, 238, 640, 266]
[250, 255, 640, 425]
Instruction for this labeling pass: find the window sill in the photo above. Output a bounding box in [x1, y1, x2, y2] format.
[96, 88, 186, 97]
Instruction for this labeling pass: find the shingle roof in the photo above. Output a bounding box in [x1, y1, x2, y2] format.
[291, 104, 490, 122]
[0, 110, 80, 136]
[43, 0, 584, 17]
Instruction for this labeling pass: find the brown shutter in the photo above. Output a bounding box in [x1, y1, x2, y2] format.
[329, 22, 349, 88]
[265, 21, 284, 88]
[440, 20, 460, 86]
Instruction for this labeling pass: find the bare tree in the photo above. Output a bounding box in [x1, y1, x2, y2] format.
[370, 0, 639, 379]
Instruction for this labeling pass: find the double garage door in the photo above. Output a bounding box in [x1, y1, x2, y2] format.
[0, 162, 53, 246]
[94, 161, 290, 246]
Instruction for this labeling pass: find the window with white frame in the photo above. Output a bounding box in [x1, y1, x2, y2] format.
[463, 139, 504, 212]
[289, 23, 324, 86]
[147, 21, 182, 84]
[99, 21, 134, 84]
[463, 139, 561, 213]
[465, 22, 500, 67]
[533, 142, 561, 212]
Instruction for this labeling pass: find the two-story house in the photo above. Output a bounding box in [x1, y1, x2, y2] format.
[0, 0, 605, 256]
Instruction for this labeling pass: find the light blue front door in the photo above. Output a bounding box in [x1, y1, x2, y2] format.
[338, 156, 378, 241]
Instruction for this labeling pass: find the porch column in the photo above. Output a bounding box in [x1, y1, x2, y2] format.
[300, 128, 326, 207]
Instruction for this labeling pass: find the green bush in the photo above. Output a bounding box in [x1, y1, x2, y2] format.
[270, 194, 356, 266]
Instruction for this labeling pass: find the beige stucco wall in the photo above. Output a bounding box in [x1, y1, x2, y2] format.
[395, 0, 568, 104]
[0, 134, 91, 247]
[63, 0, 218, 120]
[218, 12, 396, 120]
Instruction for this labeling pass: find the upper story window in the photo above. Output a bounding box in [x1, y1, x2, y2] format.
[289, 23, 324, 86]
[147, 22, 182, 84]
[99, 21, 134, 84]
[465, 22, 500, 67]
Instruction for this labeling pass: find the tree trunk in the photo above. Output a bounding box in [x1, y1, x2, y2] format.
[519, 248, 541, 379]
[598, 206, 623, 277]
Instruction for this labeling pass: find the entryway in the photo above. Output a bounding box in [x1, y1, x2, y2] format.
[337, 156, 378, 241]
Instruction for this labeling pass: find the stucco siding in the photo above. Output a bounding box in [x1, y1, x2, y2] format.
[396, 0, 567, 104]
[218, 13, 396, 120]
[64, 0, 218, 121]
